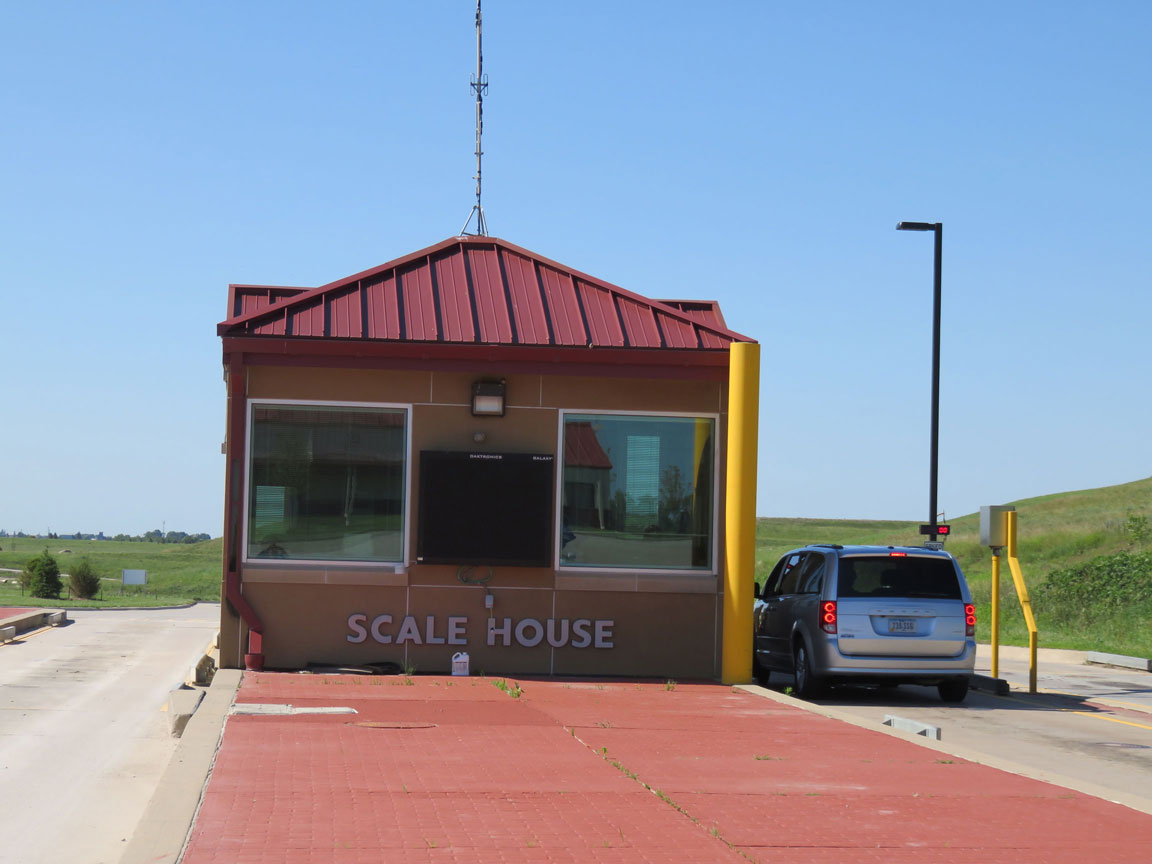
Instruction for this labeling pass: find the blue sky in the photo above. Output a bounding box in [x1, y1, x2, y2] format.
[2, 1, 1149, 537]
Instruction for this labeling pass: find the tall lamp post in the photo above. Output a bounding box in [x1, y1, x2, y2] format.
[896, 221, 943, 535]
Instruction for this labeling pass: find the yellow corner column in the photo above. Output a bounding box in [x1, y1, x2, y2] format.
[722, 341, 760, 684]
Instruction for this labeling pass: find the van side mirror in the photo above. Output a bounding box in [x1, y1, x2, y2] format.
[753, 582, 761, 599]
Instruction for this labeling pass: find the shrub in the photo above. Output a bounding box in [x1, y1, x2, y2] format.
[69, 558, 102, 599]
[1037, 551, 1152, 624]
[1125, 514, 1150, 545]
[23, 550, 63, 599]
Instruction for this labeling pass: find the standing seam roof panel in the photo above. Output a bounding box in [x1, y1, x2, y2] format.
[576, 281, 625, 347]
[697, 330, 731, 349]
[328, 289, 362, 339]
[253, 315, 285, 337]
[234, 287, 304, 319]
[365, 275, 402, 340]
[659, 301, 727, 329]
[655, 311, 699, 349]
[401, 264, 437, 341]
[617, 297, 662, 348]
[502, 250, 549, 345]
[466, 248, 514, 344]
[538, 266, 586, 346]
[240, 294, 265, 318]
[290, 301, 324, 337]
[433, 253, 475, 343]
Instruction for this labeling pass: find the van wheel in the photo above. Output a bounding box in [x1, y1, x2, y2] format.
[938, 678, 969, 703]
[793, 643, 822, 699]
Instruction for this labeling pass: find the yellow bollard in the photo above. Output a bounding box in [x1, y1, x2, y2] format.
[722, 342, 760, 684]
[1005, 510, 1039, 693]
[990, 551, 1001, 680]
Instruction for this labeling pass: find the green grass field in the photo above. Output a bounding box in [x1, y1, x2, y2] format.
[0, 537, 222, 608]
[3, 476, 1148, 656]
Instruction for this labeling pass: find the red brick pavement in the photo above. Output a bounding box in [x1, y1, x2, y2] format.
[0, 607, 38, 619]
[180, 674, 1152, 863]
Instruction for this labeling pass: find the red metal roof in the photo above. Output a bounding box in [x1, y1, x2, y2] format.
[563, 421, 613, 469]
[220, 236, 753, 351]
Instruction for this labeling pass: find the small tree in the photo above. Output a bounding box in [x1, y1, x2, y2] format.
[69, 558, 102, 599]
[24, 550, 63, 599]
[1125, 514, 1150, 546]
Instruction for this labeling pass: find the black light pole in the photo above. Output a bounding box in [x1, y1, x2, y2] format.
[896, 221, 943, 534]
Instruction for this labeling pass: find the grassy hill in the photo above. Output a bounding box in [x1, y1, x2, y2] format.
[757, 476, 1152, 657]
[0, 537, 222, 608]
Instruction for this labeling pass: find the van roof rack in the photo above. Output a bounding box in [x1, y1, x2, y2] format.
[810, 544, 844, 549]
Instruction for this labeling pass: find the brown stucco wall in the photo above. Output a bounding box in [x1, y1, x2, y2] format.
[221, 363, 729, 678]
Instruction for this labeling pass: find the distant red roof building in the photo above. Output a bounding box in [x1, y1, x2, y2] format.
[563, 421, 613, 470]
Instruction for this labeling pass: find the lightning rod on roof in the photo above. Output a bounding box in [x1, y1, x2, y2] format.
[460, 0, 489, 236]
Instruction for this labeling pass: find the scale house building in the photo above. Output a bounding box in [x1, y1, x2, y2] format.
[217, 235, 760, 680]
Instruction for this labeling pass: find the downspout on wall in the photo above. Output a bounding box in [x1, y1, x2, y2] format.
[222, 355, 264, 668]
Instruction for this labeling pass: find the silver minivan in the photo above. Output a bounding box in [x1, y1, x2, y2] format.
[753, 544, 976, 701]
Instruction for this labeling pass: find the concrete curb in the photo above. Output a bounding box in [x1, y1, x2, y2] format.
[1086, 651, 1152, 673]
[0, 608, 69, 638]
[736, 682, 1152, 817]
[970, 673, 1010, 695]
[167, 688, 206, 737]
[0, 601, 208, 615]
[120, 669, 242, 864]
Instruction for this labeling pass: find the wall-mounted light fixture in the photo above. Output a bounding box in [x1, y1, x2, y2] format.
[471, 379, 506, 416]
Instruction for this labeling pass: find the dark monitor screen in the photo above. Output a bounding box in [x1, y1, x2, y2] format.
[416, 451, 555, 567]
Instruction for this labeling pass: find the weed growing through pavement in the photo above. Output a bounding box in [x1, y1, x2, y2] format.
[491, 678, 523, 699]
[755, 754, 783, 761]
[783, 686, 795, 696]
[665, 679, 677, 691]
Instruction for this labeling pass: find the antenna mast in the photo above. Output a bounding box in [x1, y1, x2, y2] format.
[460, 0, 489, 236]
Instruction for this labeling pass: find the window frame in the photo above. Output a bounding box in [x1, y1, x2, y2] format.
[554, 408, 721, 576]
[242, 398, 413, 569]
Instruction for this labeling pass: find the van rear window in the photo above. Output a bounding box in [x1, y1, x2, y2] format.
[837, 556, 961, 599]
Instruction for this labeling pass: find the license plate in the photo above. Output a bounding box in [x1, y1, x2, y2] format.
[888, 618, 917, 633]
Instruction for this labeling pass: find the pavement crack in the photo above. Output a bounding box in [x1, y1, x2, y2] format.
[565, 725, 756, 861]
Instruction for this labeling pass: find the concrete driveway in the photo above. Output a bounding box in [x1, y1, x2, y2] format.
[783, 644, 1152, 814]
[0, 605, 218, 864]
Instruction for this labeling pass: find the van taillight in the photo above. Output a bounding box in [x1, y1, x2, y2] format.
[821, 600, 837, 634]
[965, 603, 976, 637]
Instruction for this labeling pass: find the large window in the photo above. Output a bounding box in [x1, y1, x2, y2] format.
[246, 402, 408, 563]
[559, 413, 715, 571]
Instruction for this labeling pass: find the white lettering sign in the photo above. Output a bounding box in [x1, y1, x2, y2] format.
[347, 613, 367, 643]
[347, 614, 615, 649]
[447, 617, 467, 645]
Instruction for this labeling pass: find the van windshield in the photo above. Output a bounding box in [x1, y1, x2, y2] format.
[837, 556, 961, 599]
